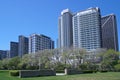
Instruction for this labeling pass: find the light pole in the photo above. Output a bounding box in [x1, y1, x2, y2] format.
[39, 58, 40, 70]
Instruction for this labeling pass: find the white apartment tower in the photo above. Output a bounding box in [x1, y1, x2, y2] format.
[73, 7, 102, 51]
[29, 34, 54, 53]
[58, 9, 73, 49]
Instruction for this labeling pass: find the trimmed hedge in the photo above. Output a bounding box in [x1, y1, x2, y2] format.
[99, 70, 108, 73]
[93, 70, 97, 73]
[65, 69, 97, 75]
[82, 70, 97, 73]
[9, 70, 19, 76]
[82, 70, 94, 73]
[56, 70, 64, 73]
[65, 69, 83, 75]
[0, 70, 9, 73]
[19, 70, 56, 78]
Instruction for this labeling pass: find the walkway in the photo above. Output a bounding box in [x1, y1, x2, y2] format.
[56, 73, 65, 76]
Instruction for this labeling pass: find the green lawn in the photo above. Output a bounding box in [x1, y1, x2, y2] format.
[0, 71, 120, 80]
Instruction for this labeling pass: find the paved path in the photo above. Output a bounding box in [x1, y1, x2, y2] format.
[56, 73, 65, 76]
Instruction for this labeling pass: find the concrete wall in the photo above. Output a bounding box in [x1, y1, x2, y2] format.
[65, 69, 83, 75]
[19, 70, 56, 78]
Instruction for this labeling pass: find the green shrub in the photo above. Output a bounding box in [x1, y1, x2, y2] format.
[114, 64, 120, 71]
[56, 70, 64, 73]
[93, 70, 97, 73]
[99, 70, 108, 73]
[82, 70, 94, 73]
[0, 70, 9, 73]
[9, 70, 19, 76]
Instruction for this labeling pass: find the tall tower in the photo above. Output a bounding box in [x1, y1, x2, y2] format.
[10, 42, 19, 58]
[58, 9, 73, 49]
[18, 35, 29, 57]
[0, 50, 8, 60]
[29, 34, 54, 53]
[101, 14, 119, 51]
[73, 7, 102, 51]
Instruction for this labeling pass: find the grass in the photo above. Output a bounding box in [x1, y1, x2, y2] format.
[0, 70, 120, 80]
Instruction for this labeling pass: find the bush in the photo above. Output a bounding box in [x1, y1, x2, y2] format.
[19, 70, 56, 78]
[78, 64, 87, 70]
[82, 70, 94, 73]
[9, 70, 19, 76]
[99, 70, 108, 73]
[93, 70, 97, 73]
[114, 64, 120, 71]
[54, 63, 65, 70]
[0, 70, 9, 73]
[56, 70, 64, 73]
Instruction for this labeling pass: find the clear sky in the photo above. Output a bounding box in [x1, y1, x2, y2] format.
[0, 0, 120, 50]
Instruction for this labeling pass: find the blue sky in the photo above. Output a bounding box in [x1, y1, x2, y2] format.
[0, 0, 120, 50]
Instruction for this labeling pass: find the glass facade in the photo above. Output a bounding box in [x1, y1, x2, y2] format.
[0, 50, 8, 60]
[18, 35, 29, 57]
[101, 14, 119, 51]
[10, 42, 19, 58]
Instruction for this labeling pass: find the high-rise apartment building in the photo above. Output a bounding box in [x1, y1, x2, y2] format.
[10, 42, 18, 58]
[18, 35, 29, 57]
[0, 50, 9, 60]
[73, 7, 102, 51]
[101, 14, 119, 51]
[58, 9, 73, 49]
[29, 34, 54, 53]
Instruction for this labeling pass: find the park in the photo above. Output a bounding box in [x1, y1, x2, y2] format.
[0, 70, 120, 80]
